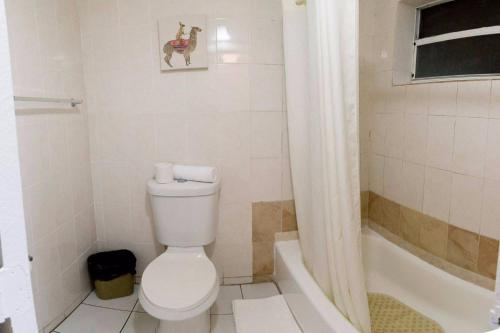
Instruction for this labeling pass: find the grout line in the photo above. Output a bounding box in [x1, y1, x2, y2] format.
[239, 284, 244, 299]
[80, 303, 134, 313]
[52, 289, 95, 331]
[119, 310, 134, 333]
[131, 299, 139, 312]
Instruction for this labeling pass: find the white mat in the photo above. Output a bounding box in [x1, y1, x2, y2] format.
[232, 295, 302, 333]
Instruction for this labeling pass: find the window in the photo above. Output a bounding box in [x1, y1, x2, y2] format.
[413, 0, 500, 79]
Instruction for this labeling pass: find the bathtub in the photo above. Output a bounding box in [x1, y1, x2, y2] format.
[273, 228, 495, 333]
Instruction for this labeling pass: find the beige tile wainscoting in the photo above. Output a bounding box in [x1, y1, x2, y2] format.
[366, 191, 498, 290]
[252, 200, 298, 279]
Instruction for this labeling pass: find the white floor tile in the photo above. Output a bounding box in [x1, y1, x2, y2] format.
[211, 315, 236, 333]
[241, 282, 279, 299]
[55, 304, 129, 333]
[132, 300, 146, 313]
[122, 312, 159, 333]
[211, 285, 242, 315]
[83, 285, 139, 311]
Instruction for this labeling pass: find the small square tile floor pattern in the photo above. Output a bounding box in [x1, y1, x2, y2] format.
[53, 282, 280, 333]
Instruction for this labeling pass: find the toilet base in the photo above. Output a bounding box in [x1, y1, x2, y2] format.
[156, 310, 210, 333]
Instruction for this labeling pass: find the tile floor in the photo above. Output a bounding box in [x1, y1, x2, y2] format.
[53, 282, 280, 333]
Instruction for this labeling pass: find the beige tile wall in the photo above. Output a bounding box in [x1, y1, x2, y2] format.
[5, 0, 96, 331]
[78, 0, 292, 282]
[360, 0, 500, 264]
[252, 200, 297, 278]
[368, 191, 498, 284]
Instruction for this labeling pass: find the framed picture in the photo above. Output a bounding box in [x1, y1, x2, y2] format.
[158, 15, 208, 71]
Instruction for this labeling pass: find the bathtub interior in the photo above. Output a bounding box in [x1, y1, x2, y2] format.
[274, 228, 496, 333]
[363, 228, 493, 333]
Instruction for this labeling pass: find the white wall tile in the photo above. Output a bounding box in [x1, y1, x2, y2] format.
[216, 64, 250, 112]
[56, 222, 78, 272]
[155, 113, 189, 162]
[452, 117, 488, 178]
[250, 18, 283, 65]
[281, 157, 294, 200]
[428, 81, 457, 116]
[218, 203, 252, 277]
[456, 80, 491, 118]
[369, 153, 384, 195]
[384, 114, 405, 159]
[250, 64, 283, 111]
[401, 162, 425, 211]
[480, 179, 500, 240]
[251, 111, 282, 158]
[216, 18, 251, 64]
[403, 114, 427, 163]
[449, 173, 483, 233]
[252, 0, 282, 19]
[383, 157, 403, 204]
[370, 114, 387, 155]
[423, 167, 452, 221]
[117, 0, 151, 27]
[187, 113, 219, 162]
[386, 84, 406, 114]
[250, 158, 282, 202]
[425, 116, 455, 170]
[405, 84, 428, 115]
[490, 80, 500, 119]
[485, 119, 500, 181]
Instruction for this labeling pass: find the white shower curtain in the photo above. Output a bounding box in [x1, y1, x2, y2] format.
[282, 0, 371, 332]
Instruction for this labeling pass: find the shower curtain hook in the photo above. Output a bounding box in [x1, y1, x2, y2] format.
[296, 0, 306, 6]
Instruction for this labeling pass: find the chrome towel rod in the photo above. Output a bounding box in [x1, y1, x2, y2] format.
[14, 96, 83, 107]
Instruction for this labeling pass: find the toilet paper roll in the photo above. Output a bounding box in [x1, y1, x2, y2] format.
[173, 164, 217, 183]
[155, 163, 174, 184]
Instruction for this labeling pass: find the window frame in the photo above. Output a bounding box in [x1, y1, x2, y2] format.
[412, 0, 500, 81]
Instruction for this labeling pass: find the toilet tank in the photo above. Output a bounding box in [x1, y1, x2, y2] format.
[147, 179, 221, 247]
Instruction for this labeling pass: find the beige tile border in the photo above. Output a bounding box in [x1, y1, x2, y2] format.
[251, 193, 495, 290]
[365, 189, 497, 290]
[252, 200, 298, 279]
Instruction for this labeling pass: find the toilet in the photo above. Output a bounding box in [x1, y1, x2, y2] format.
[139, 178, 221, 333]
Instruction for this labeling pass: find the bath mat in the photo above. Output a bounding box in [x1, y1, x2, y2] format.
[232, 295, 302, 333]
[368, 293, 444, 333]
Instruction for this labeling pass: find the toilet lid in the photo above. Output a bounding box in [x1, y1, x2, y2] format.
[141, 251, 217, 312]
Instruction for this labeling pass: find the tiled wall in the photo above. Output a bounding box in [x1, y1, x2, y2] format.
[5, 0, 96, 331]
[77, 0, 292, 283]
[0, 0, 38, 330]
[360, 0, 500, 287]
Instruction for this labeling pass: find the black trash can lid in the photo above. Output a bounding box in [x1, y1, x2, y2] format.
[87, 250, 136, 282]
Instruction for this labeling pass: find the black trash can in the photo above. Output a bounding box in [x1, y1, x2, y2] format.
[87, 250, 136, 300]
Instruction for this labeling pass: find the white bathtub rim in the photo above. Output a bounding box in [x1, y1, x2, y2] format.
[274, 239, 359, 333]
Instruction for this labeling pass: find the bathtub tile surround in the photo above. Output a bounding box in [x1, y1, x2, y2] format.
[79, 0, 291, 284]
[5, 0, 96, 331]
[360, 0, 500, 291]
[252, 200, 298, 277]
[368, 191, 498, 288]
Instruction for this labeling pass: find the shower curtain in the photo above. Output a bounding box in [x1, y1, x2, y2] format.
[282, 0, 371, 332]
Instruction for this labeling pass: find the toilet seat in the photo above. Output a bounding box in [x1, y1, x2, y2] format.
[139, 248, 219, 321]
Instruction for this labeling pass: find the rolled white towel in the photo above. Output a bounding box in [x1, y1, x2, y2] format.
[173, 164, 217, 183]
[154, 162, 174, 184]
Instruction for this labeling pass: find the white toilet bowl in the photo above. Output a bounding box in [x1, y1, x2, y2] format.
[139, 246, 219, 333]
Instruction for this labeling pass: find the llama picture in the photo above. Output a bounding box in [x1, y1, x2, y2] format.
[158, 16, 208, 71]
